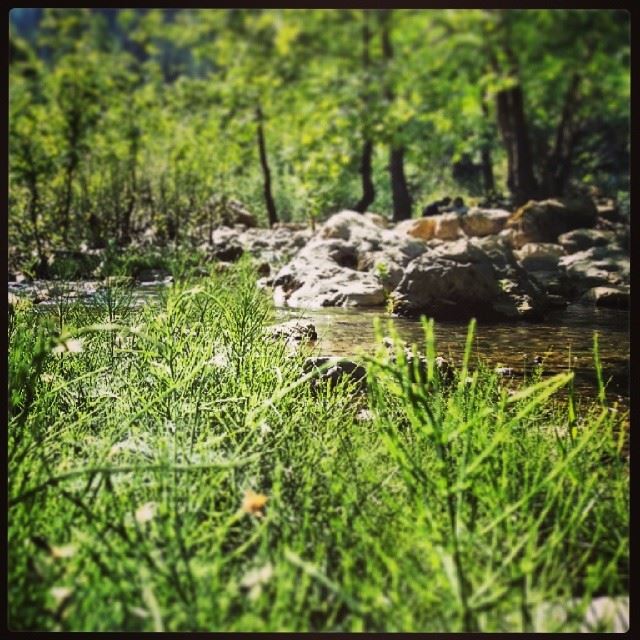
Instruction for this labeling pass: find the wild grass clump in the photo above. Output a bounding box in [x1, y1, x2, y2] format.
[8, 261, 628, 632]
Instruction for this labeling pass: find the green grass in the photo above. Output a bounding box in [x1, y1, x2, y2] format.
[8, 259, 629, 632]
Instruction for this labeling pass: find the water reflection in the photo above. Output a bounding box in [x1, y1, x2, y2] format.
[276, 305, 630, 404]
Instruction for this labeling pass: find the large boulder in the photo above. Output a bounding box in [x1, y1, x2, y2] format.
[270, 238, 386, 308]
[557, 228, 619, 254]
[363, 212, 390, 228]
[514, 242, 566, 271]
[395, 217, 437, 241]
[208, 227, 245, 262]
[433, 212, 465, 240]
[273, 221, 308, 231]
[361, 230, 427, 291]
[463, 237, 550, 319]
[284, 268, 385, 309]
[269, 211, 428, 309]
[476, 236, 566, 304]
[594, 218, 630, 247]
[318, 209, 389, 237]
[356, 248, 407, 290]
[460, 208, 511, 237]
[596, 199, 625, 223]
[207, 197, 257, 228]
[391, 238, 548, 320]
[558, 245, 629, 296]
[580, 286, 629, 309]
[267, 319, 318, 352]
[242, 226, 310, 258]
[506, 196, 598, 245]
[496, 227, 520, 249]
[396, 212, 465, 241]
[211, 243, 244, 262]
[303, 356, 367, 393]
[319, 210, 383, 244]
[205, 225, 313, 268]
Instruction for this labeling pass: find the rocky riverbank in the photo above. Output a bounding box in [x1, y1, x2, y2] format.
[264, 195, 628, 319]
[9, 195, 629, 318]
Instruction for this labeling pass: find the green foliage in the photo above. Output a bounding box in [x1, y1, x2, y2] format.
[9, 9, 630, 265]
[8, 266, 629, 631]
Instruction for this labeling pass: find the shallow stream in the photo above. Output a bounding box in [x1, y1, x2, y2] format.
[275, 305, 629, 405]
[14, 279, 629, 405]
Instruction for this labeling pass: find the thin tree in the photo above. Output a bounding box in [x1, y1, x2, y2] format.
[354, 10, 375, 213]
[256, 104, 278, 227]
[380, 10, 412, 221]
[480, 94, 495, 196]
[488, 12, 538, 205]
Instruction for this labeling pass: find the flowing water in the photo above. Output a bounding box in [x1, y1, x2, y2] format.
[275, 305, 630, 406]
[17, 280, 629, 406]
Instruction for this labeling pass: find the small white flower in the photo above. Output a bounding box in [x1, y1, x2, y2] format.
[240, 562, 274, 589]
[52, 338, 83, 354]
[51, 544, 77, 559]
[209, 352, 229, 368]
[241, 562, 273, 599]
[259, 422, 272, 436]
[135, 502, 156, 525]
[50, 586, 73, 604]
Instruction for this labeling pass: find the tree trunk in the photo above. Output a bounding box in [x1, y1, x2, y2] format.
[553, 130, 578, 198]
[495, 84, 538, 206]
[121, 128, 139, 245]
[380, 9, 412, 221]
[481, 148, 495, 196]
[389, 147, 412, 222]
[491, 19, 538, 207]
[354, 11, 375, 213]
[480, 97, 495, 195]
[355, 139, 375, 213]
[256, 104, 278, 227]
[27, 173, 48, 278]
[121, 193, 135, 246]
[159, 174, 174, 243]
[545, 73, 581, 197]
[60, 115, 81, 246]
[60, 165, 75, 245]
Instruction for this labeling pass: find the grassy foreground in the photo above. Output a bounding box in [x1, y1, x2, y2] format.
[8, 260, 629, 632]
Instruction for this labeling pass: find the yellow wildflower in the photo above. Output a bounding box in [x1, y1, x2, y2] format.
[241, 490, 268, 517]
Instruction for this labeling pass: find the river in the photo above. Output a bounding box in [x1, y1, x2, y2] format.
[13, 279, 629, 406]
[275, 304, 629, 406]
